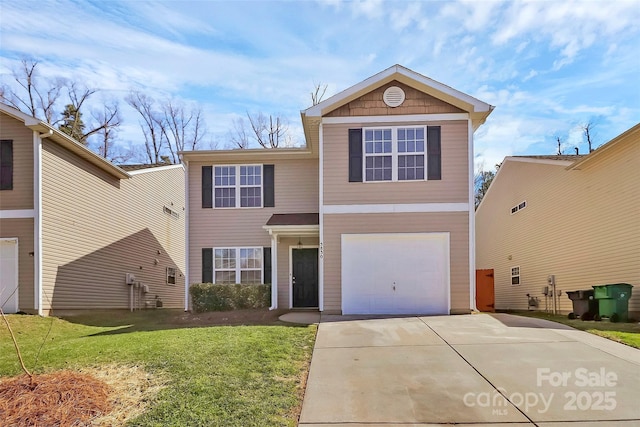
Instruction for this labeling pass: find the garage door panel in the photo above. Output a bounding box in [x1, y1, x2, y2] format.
[341, 233, 449, 315]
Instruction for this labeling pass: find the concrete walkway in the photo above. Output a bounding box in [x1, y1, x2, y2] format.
[294, 313, 640, 426]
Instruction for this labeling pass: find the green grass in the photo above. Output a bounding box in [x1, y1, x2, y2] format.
[0, 310, 316, 426]
[511, 311, 640, 349]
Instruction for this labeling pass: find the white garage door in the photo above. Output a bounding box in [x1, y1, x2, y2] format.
[0, 238, 19, 314]
[341, 233, 449, 315]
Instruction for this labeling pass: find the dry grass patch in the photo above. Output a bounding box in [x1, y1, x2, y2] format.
[0, 364, 164, 427]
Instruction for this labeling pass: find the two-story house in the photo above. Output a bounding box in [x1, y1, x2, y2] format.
[0, 103, 185, 315]
[182, 65, 493, 315]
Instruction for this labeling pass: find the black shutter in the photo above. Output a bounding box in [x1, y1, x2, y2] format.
[348, 129, 363, 182]
[0, 140, 13, 190]
[202, 166, 213, 208]
[427, 126, 441, 180]
[202, 248, 213, 283]
[263, 164, 275, 207]
[263, 247, 272, 284]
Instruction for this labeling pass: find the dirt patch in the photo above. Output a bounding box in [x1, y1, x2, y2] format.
[173, 308, 288, 326]
[0, 364, 164, 427]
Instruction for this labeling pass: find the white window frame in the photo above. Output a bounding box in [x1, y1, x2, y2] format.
[511, 266, 520, 285]
[166, 266, 176, 285]
[213, 164, 263, 209]
[362, 126, 426, 182]
[214, 247, 263, 284]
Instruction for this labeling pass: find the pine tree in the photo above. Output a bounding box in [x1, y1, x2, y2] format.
[58, 104, 86, 144]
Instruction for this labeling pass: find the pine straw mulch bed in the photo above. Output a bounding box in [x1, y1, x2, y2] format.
[0, 364, 165, 427]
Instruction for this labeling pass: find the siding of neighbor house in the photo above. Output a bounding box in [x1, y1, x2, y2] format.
[187, 157, 319, 297]
[41, 140, 185, 312]
[323, 212, 469, 313]
[0, 113, 36, 312]
[476, 138, 640, 316]
[322, 120, 469, 205]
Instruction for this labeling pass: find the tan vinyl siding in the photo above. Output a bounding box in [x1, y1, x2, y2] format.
[0, 218, 35, 312]
[326, 81, 465, 117]
[476, 139, 640, 316]
[0, 114, 34, 209]
[41, 141, 185, 311]
[322, 212, 470, 313]
[323, 120, 469, 205]
[188, 158, 319, 284]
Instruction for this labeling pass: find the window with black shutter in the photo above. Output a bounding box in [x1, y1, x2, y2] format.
[263, 164, 275, 207]
[263, 247, 272, 284]
[0, 140, 13, 191]
[202, 248, 213, 283]
[348, 129, 363, 182]
[427, 126, 441, 180]
[202, 166, 213, 208]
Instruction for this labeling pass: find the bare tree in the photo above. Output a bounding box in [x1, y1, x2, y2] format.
[311, 82, 328, 106]
[230, 116, 251, 149]
[229, 112, 291, 149]
[582, 120, 598, 153]
[160, 100, 205, 162]
[126, 91, 166, 164]
[556, 136, 563, 155]
[1, 58, 64, 123]
[92, 102, 123, 160]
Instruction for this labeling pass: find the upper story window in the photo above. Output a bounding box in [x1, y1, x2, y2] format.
[349, 126, 440, 183]
[0, 140, 13, 191]
[203, 164, 274, 209]
[364, 127, 425, 182]
[214, 165, 262, 208]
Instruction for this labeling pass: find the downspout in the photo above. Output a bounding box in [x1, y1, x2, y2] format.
[468, 118, 478, 313]
[269, 233, 278, 310]
[318, 122, 324, 312]
[34, 129, 52, 316]
[183, 158, 190, 311]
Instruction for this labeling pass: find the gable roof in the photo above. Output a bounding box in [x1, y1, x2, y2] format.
[302, 64, 494, 130]
[0, 103, 130, 179]
[568, 123, 640, 170]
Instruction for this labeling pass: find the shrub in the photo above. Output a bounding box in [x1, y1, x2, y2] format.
[189, 283, 271, 312]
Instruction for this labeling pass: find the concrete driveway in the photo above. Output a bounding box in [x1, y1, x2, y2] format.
[297, 313, 640, 426]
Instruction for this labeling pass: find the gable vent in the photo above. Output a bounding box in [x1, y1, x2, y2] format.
[383, 86, 406, 108]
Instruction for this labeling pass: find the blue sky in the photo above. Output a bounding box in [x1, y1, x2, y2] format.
[1, 0, 639, 168]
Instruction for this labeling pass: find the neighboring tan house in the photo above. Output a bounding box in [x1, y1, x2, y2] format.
[476, 123, 640, 318]
[0, 104, 185, 315]
[182, 64, 493, 315]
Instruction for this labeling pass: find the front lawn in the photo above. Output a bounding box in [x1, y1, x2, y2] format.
[0, 309, 316, 426]
[511, 310, 640, 349]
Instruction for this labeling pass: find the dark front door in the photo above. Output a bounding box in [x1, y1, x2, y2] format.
[292, 248, 318, 308]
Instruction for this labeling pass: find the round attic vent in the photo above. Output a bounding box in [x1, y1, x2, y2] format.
[383, 86, 406, 107]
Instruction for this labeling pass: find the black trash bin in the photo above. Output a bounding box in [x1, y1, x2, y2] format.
[566, 289, 598, 320]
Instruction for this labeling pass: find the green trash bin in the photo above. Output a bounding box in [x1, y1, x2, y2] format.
[592, 283, 633, 322]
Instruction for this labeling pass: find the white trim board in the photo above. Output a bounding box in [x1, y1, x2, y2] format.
[323, 203, 469, 214]
[0, 210, 35, 219]
[322, 113, 468, 125]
